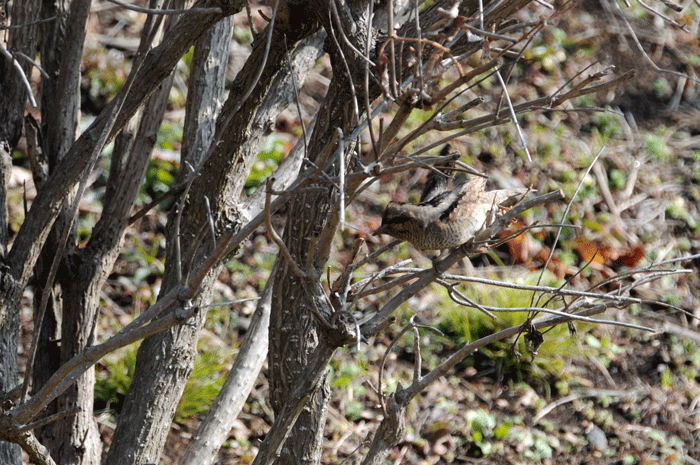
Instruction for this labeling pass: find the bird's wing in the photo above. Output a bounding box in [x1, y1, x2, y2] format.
[420, 159, 455, 203]
[433, 176, 486, 223]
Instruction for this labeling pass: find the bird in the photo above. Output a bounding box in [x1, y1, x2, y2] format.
[373, 163, 527, 251]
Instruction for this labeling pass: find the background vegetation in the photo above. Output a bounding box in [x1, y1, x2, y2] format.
[1, 0, 698, 463]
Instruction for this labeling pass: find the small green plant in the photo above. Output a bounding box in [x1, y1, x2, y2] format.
[156, 121, 184, 152]
[591, 112, 623, 142]
[176, 347, 232, 422]
[245, 135, 289, 193]
[435, 272, 579, 385]
[123, 235, 165, 285]
[609, 168, 626, 191]
[642, 133, 671, 162]
[666, 199, 699, 232]
[95, 344, 139, 411]
[139, 158, 179, 206]
[95, 342, 232, 423]
[465, 408, 498, 456]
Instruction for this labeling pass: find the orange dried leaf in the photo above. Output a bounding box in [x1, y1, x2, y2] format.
[573, 238, 605, 265]
[617, 243, 645, 267]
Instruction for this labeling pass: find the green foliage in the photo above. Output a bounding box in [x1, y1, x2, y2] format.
[344, 399, 365, 422]
[525, 27, 568, 73]
[139, 157, 179, 206]
[175, 347, 232, 422]
[245, 135, 288, 193]
[493, 419, 513, 440]
[653, 78, 672, 99]
[81, 45, 129, 112]
[591, 112, 624, 143]
[330, 352, 370, 421]
[642, 132, 671, 161]
[609, 168, 626, 191]
[156, 121, 184, 152]
[331, 352, 370, 389]
[584, 332, 626, 366]
[434, 272, 580, 384]
[78, 213, 97, 244]
[234, 24, 253, 44]
[95, 344, 139, 409]
[465, 408, 498, 455]
[123, 235, 165, 286]
[95, 342, 233, 423]
[523, 430, 556, 460]
[666, 198, 699, 232]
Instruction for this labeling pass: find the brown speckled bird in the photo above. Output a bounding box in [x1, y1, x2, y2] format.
[374, 165, 526, 250]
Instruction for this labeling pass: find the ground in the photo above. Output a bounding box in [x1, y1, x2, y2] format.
[10, 0, 700, 463]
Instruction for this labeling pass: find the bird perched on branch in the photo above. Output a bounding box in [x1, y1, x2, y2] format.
[374, 160, 527, 250]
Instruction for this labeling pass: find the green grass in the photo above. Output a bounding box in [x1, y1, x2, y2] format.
[95, 342, 234, 423]
[431, 271, 582, 386]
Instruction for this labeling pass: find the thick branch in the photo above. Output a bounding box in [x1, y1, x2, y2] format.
[6, 0, 238, 290]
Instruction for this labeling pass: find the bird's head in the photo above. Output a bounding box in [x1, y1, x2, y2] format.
[373, 202, 418, 241]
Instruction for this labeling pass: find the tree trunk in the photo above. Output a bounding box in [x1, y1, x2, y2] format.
[265, 0, 372, 459]
[0, 0, 604, 464]
[0, 0, 41, 462]
[105, 13, 320, 463]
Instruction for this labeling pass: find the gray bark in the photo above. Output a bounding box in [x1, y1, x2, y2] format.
[179, 29, 326, 464]
[31, 0, 90, 460]
[265, 0, 536, 462]
[0, 0, 566, 464]
[104, 16, 321, 464]
[0, 0, 39, 150]
[0, 0, 41, 462]
[266, 0, 373, 460]
[180, 16, 234, 168]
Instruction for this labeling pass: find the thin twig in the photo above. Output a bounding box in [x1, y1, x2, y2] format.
[16, 407, 82, 434]
[0, 44, 37, 107]
[128, 181, 187, 224]
[533, 147, 605, 307]
[463, 24, 517, 43]
[199, 297, 261, 308]
[283, 35, 308, 160]
[328, 4, 361, 126]
[387, 0, 398, 98]
[1, 15, 63, 30]
[13, 51, 50, 80]
[636, 0, 687, 30]
[611, 0, 698, 84]
[104, 0, 221, 15]
[378, 317, 417, 413]
[264, 178, 307, 278]
[203, 196, 217, 249]
[338, 129, 346, 231]
[412, 326, 422, 383]
[437, 279, 497, 319]
[495, 69, 531, 162]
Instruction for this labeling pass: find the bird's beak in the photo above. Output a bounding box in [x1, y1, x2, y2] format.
[372, 224, 386, 236]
